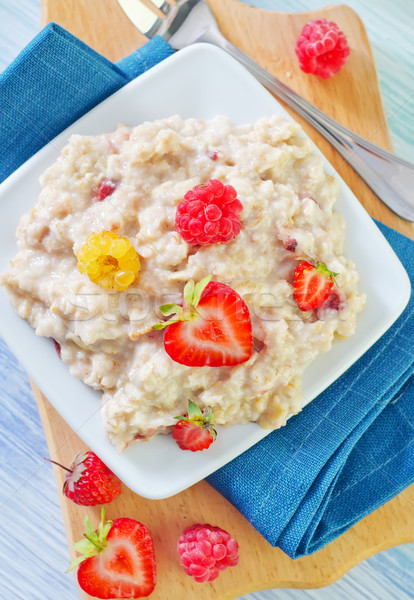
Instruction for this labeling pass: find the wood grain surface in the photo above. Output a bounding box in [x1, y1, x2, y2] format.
[34, 1, 414, 599]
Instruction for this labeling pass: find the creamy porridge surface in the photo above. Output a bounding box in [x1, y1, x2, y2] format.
[1, 115, 365, 451]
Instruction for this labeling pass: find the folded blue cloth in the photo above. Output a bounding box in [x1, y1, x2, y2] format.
[1, 23, 413, 559]
[0, 23, 173, 182]
[208, 222, 414, 557]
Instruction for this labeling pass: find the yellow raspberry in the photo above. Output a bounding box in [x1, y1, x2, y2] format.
[76, 231, 140, 291]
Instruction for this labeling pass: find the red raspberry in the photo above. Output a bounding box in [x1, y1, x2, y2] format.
[175, 179, 243, 245]
[316, 287, 346, 319]
[295, 19, 350, 79]
[94, 177, 117, 201]
[52, 338, 61, 358]
[207, 149, 220, 161]
[324, 287, 346, 311]
[284, 238, 298, 252]
[177, 523, 239, 582]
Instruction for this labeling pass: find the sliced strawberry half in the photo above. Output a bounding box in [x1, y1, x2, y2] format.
[173, 400, 216, 452]
[293, 260, 338, 311]
[153, 275, 253, 367]
[68, 508, 156, 599]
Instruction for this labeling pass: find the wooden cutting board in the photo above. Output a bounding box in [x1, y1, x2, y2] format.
[36, 1, 414, 599]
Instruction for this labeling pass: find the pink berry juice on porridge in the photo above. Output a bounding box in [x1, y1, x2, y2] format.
[0, 114, 365, 451]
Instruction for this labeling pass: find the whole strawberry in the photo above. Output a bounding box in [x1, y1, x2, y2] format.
[173, 400, 217, 452]
[45, 451, 122, 506]
[177, 523, 239, 582]
[68, 508, 156, 599]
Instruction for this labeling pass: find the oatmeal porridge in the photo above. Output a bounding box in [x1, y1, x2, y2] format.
[0, 115, 365, 451]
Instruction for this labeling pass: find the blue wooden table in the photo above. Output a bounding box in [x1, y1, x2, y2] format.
[1, 1, 413, 599]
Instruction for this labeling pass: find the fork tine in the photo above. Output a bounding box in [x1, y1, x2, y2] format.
[117, 0, 161, 37]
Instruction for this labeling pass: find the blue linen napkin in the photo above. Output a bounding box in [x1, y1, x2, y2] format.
[1, 23, 413, 559]
[208, 224, 414, 557]
[0, 23, 174, 182]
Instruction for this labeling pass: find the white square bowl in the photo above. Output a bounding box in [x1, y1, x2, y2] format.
[0, 43, 410, 499]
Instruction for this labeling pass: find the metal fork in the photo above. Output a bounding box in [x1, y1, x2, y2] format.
[117, 0, 414, 222]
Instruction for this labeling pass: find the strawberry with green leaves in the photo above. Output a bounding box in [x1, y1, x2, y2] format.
[293, 260, 338, 311]
[153, 275, 253, 367]
[173, 400, 217, 452]
[68, 508, 156, 599]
